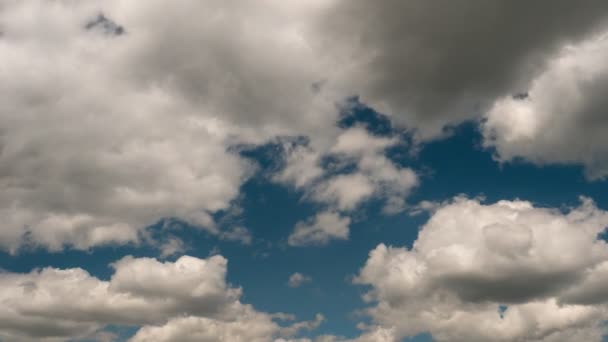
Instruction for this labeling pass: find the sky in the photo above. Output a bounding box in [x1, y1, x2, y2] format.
[2, 1, 608, 341]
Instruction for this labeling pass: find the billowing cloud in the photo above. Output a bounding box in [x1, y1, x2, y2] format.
[278, 128, 417, 212]
[288, 211, 350, 247]
[318, 0, 608, 139]
[4, 0, 607, 254]
[483, 33, 608, 179]
[0, 254, 320, 342]
[355, 197, 608, 341]
[128, 312, 279, 342]
[282, 327, 398, 342]
[278, 127, 418, 246]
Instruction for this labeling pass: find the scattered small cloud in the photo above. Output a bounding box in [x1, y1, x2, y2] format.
[158, 236, 187, 258]
[288, 272, 312, 288]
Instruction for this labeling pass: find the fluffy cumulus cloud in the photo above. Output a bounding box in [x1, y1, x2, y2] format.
[483, 33, 608, 179]
[3, 0, 608, 254]
[316, 0, 608, 176]
[355, 197, 608, 341]
[278, 127, 418, 246]
[277, 127, 417, 211]
[0, 254, 322, 342]
[0, 0, 345, 253]
[6, 1, 608, 341]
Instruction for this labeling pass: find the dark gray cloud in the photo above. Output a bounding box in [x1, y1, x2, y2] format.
[318, 0, 608, 138]
[85, 13, 125, 35]
[355, 197, 608, 341]
[439, 270, 581, 304]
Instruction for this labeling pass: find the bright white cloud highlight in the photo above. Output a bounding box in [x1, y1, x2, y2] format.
[483, 33, 608, 179]
[278, 127, 418, 246]
[356, 197, 608, 341]
[0, 0, 344, 253]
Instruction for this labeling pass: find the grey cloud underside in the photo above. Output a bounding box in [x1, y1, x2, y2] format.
[482, 32, 608, 179]
[438, 270, 582, 304]
[320, 0, 608, 138]
[85, 13, 125, 36]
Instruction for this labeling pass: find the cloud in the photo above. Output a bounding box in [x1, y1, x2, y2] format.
[6, 0, 607, 255]
[280, 127, 417, 213]
[483, 33, 608, 179]
[278, 127, 417, 246]
[128, 311, 279, 342]
[288, 211, 350, 247]
[355, 197, 608, 341]
[317, 0, 608, 139]
[288, 273, 312, 288]
[158, 236, 186, 258]
[0, 0, 344, 253]
[0, 254, 320, 342]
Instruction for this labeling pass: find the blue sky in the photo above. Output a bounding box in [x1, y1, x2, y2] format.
[3, 1, 608, 342]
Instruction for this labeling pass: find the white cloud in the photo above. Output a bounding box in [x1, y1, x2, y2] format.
[158, 236, 186, 258]
[355, 197, 608, 341]
[278, 127, 417, 246]
[311, 173, 376, 211]
[0, 0, 345, 253]
[310, 327, 398, 342]
[316, 0, 608, 140]
[483, 33, 608, 179]
[6, 0, 606, 255]
[286, 127, 418, 213]
[130, 311, 325, 342]
[288, 273, 312, 288]
[0, 254, 320, 342]
[128, 311, 279, 342]
[275, 145, 325, 189]
[288, 211, 350, 247]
